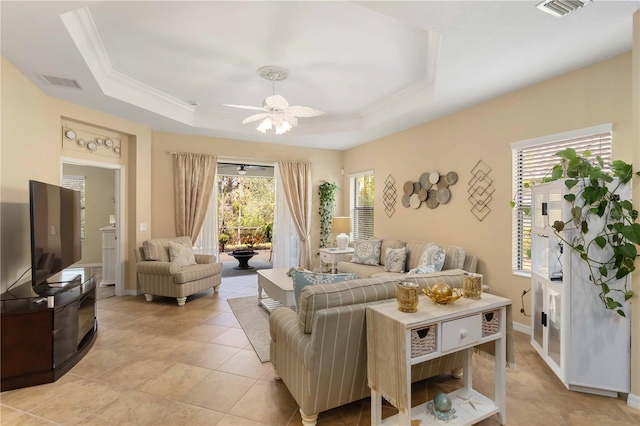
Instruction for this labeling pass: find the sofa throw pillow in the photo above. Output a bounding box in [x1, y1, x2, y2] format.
[291, 270, 357, 311]
[407, 243, 445, 275]
[383, 247, 407, 273]
[351, 239, 382, 266]
[169, 241, 197, 267]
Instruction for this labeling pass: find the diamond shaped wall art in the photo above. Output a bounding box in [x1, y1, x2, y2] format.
[383, 175, 397, 218]
[468, 160, 494, 221]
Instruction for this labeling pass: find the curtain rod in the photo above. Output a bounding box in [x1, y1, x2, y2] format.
[167, 152, 317, 166]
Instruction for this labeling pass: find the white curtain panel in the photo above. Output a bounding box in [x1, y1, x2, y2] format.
[272, 163, 300, 269]
[193, 168, 219, 257]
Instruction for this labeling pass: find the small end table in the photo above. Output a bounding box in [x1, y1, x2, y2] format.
[319, 247, 354, 273]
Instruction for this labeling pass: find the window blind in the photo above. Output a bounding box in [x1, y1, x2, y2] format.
[62, 175, 86, 241]
[351, 172, 374, 241]
[511, 130, 612, 274]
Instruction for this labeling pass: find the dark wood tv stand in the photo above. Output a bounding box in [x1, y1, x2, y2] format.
[1, 268, 98, 391]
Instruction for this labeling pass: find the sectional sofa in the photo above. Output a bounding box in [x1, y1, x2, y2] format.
[270, 240, 478, 425]
[337, 239, 478, 278]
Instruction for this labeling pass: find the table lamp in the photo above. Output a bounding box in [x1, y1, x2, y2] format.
[332, 217, 352, 250]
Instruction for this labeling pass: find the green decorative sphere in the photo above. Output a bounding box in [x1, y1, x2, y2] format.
[433, 392, 452, 413]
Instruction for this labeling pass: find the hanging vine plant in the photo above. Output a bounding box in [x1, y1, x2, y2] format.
[318, 181, 340, 248]
[539, 148, 639, 317]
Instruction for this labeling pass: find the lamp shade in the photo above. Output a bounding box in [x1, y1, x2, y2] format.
[331, 217, 351, 234]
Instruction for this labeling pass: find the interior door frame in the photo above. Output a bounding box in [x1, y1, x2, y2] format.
[60, 157, 125, 297]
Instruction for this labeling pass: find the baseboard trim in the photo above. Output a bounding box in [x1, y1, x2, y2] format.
[628, 393, 640, 411]
[512, 321, 531, 335]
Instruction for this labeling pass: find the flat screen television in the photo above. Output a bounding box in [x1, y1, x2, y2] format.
[29, 180, 82, 288]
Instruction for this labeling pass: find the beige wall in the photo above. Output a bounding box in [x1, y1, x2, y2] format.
[150, 132, 343, 266]
[344, 52, 633, 325]
[0, 56, 152, 293]
[63, 164, 116, 265]
[630, 10, 640, 404]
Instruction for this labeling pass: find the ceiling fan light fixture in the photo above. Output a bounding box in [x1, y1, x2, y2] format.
[276, 120, 292, 135]
[224, 66, 325, 136]
[257, 117, 273, 133]
[237, 165, 247, 175]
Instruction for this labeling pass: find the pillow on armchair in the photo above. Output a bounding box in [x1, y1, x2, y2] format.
[291, 270, 357, 310]
[169, 240, 197, 267]
[407, 243, 445, 275]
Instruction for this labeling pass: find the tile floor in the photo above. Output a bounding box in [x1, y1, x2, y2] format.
[1, 273, 639, 425]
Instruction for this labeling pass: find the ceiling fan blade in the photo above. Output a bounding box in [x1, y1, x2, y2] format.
[264, 94, 289, 109]
[287, 105, 325, 118]
[281, 114, 299, 127]
[242, 113, 270, 124]
[223, 104, 267, 112]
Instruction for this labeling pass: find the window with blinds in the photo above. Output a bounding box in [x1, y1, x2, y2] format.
[350, 172, 374, 241]
[511, 126, 612, 274]
[62, 175, 86, 241]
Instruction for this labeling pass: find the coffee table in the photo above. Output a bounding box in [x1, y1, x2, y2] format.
[257, 268, 296, 313]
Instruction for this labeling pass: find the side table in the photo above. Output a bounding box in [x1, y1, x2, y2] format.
[366, 293, 511, 425]
[319, 247, 354, 273]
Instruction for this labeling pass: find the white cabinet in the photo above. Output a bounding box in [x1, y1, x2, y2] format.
[99, 226, 116, 287]
[530, 180, 630, 397]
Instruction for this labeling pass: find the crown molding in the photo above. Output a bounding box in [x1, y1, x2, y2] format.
[60, 7, 195, 125]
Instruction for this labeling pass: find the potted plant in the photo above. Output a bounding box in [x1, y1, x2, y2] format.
[218, 233, 229, 252]
[514, 148, 639, 316]
[318, 181, 340, 248]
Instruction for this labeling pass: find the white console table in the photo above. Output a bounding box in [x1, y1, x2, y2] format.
[366, 293, 511, 425]
[99, 226, 116, 287]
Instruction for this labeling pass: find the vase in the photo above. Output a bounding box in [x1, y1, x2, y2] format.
[463, 273, 483, 299]
[397, 282, 419, 312]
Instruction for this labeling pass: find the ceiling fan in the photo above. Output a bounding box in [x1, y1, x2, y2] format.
[236, 164, 266, 175]
[223, 66, 325, 135]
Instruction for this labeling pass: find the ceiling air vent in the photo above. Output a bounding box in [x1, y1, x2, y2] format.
[536, 0, 592, 17]
[39, 74, 83, 89]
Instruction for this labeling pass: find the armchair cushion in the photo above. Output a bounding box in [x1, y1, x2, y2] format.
[169, 240, 197, 267]
[136, 261, 181, 275]
[173, 263, 223, 284]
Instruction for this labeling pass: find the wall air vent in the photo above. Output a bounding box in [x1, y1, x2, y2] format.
[536, 0, 592, 17]
[39, 74, 83, 89]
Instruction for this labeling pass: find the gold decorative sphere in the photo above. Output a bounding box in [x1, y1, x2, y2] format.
[423, 282, 463, 304]
[431, 282, 453, 297]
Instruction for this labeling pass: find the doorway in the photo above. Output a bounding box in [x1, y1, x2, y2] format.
[216, 162, 274, 276]
[61, 157, 124, 297]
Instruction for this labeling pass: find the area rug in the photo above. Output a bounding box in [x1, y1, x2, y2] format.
[221, 259, 273, 278]
[227, 295, 271, 363]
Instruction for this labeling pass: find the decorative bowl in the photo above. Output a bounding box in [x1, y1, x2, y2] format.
[423, 283, 463, 304]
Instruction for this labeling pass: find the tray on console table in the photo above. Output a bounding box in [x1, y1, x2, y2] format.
[366, 294, 512, 426]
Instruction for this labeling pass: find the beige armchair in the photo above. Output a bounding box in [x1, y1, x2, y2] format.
[134, 236, 223, 306]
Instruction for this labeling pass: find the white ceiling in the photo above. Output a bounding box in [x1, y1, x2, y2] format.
[2, 1, 638, 150]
